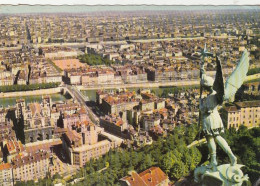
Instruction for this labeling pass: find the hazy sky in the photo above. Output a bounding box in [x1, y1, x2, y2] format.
[0, 5, 259, 14]
[0, 0, 259, 6]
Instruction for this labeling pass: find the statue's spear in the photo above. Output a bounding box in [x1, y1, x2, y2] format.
[198, 44, 213, 139]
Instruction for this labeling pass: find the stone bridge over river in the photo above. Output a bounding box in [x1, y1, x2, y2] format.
[60, 85, 99, 125]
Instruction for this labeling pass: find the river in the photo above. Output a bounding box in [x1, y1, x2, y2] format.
[81, 85, 199, 102]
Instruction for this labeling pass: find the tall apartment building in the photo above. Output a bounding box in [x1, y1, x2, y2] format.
[100, 114, 129, 138]
[12, 151, 50, 182]
[5, 139, 25, 163]
[101, 95, 139, 115]
[0, 163, 13, 186]
[62, 121, 111, 167]
[224, 100, 260, 129]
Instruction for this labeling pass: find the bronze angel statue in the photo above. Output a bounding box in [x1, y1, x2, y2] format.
[199, 46, 249, 170]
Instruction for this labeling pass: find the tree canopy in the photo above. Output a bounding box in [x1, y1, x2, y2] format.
[0, 82, 60, 93]
[247, 67, 260, 76]
[78, 124, 202, 185]
[78, 53, 116, 66]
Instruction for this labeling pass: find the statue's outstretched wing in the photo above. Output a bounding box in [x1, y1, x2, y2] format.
[224, 49, 250, 101]
[213, 56, 224, 104]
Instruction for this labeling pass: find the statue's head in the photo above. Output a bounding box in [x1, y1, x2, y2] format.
[201, 74, 214, 88]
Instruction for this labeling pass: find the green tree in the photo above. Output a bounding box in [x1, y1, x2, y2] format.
[170, 161, 187, 180]
[247, 67, 260, 75]
[159, 151, 177, 174]
[139, 154, 154, 171]
[52, 173, 62, 179]
[189, 147, 202, 170]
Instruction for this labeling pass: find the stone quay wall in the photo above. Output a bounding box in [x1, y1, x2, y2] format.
[0, 87, 61, 98]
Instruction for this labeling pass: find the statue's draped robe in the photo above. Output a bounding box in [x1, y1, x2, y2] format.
[200, 90, 224, 136]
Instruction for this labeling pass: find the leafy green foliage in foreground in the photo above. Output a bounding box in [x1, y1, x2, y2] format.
[78, 53, 115, 66]
[247, 67, 260, 76]
[222, 126, 260, 184]
[15, 126, 259, 185]
[77, 126, 259, 185]
[71, 124, 201, 186]
[0, 82, 60, 93]
[198, 126, 260, 184]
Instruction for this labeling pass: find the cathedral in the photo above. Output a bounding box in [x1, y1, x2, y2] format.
[15, 96, 53, 143]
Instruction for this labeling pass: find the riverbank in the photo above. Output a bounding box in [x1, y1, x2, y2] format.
[0, 87, 61, 98]
[78, 72, 259, 91]
[78, 80, 200, 91]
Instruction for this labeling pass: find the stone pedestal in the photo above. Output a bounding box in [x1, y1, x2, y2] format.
[194, 164, 249, 186]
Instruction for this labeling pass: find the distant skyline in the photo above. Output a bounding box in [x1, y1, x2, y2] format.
[0, 5, 259, 14]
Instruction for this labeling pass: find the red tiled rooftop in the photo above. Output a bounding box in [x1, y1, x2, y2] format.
[235, 100, 260, 108]
[26, 140, 62, 153]
[121, 167, 168, 186]
[0, 163, 11, 171]
[225, 106, 238, 112]
[121, 171, 147, 186]
[12, 151, 50, 168]
[6, 140, 24, 154]
[139, 167, 168, 186]
[115, 120, 124, 127]
[75, 120, 94, 128]
[65, 130, 82, 142]
[77, 107, 87, 115]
